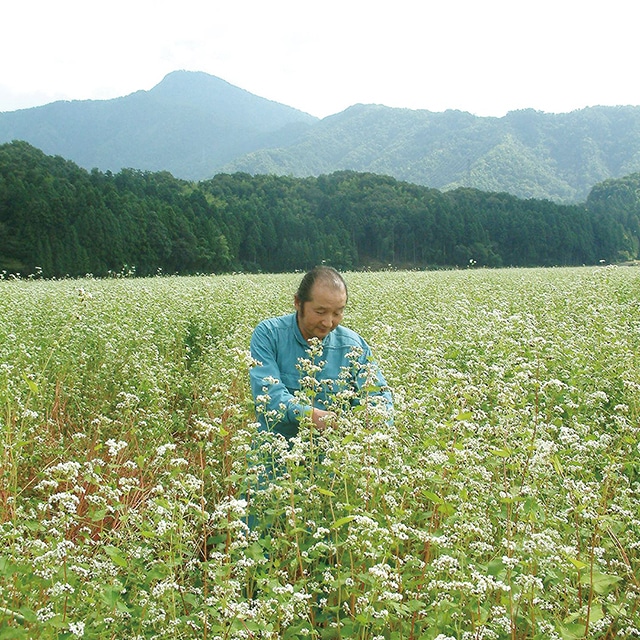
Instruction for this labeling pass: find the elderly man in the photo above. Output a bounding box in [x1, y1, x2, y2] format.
[249, 266, 393, 440]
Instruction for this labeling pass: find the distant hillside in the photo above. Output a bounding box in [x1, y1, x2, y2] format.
[0, 71, 318, 180]
[1, 72, 640, 202]
[222, 104, 640, 203]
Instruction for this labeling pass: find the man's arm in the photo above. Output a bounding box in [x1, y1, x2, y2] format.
[354, 343, 394, 419]
[249, 322, 310, 428]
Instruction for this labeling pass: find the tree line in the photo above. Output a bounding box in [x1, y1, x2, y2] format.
[1, 141, 638, 278]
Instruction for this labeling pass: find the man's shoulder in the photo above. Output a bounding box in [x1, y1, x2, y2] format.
[253, 313, 296, 337]
[329, 324, 368, 347]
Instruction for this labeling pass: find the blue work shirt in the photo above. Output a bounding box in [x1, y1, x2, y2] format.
[249, 313, 392, 439]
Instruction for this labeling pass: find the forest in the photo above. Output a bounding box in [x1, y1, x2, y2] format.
[1, 141, 639, 278]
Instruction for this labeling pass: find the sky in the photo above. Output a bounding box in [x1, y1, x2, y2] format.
[2, 0, 638, 119]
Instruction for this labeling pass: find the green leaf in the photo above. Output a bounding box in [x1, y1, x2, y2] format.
[522, 496, 539, 515]
[438, 501, 455, 516]
[588, 603, 604, 623]
[567, 557, 588, 571]
[423, 489, 455, 514]
[23, 374, 38, 394]
[146, 566, 167, 581]
[101, 585, 121, 607]
[606, 602, 625, 617]
[0, 556, 17, 576]
[583, 570, 623, 595]
[24, 520, 43, 532]
[90, 508, 108, 522]
[154, 497, 172, 510]
[245, 541, 266, 561]
[405, 598, 425, 612]
[45, 614, 68, 629]
[500, 491, 525, 504]
[316, 487, 335, 497]
[557, 622, 587, 640]
[423, 490, 444, 504]
[331, 515, 356, 529]
[0, 627, 28, 639]
[116, 600, 132, 614]
[552, 454, 564, 476]
[487, 558, 506, 578]
[104, 545, 128, 568]
[18, 606, 39, 623]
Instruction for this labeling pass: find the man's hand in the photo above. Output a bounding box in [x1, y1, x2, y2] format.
[311, 408, 336, 431]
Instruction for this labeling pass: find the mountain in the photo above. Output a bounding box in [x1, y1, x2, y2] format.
[0, 71, 318, 180]
[221, 104, 640, 203]
[1, 71, 640, 203]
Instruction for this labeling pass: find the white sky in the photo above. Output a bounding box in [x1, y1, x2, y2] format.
[1, 0, 638, 118]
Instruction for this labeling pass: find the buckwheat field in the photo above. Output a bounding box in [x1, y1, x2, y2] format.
[1, 267, 639, 639]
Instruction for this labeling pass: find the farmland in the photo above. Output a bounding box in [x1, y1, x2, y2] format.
[1, 266, 639, 639]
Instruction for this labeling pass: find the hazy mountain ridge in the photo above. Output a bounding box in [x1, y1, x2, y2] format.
[1, 71, 640, 203]
[222, 104, 640, 202]
[0, 71, 318, 180]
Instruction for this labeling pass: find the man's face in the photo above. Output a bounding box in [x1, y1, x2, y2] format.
[295, 283, 347, 341]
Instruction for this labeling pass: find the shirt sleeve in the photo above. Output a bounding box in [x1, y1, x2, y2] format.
[249, 321, 311, 428]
